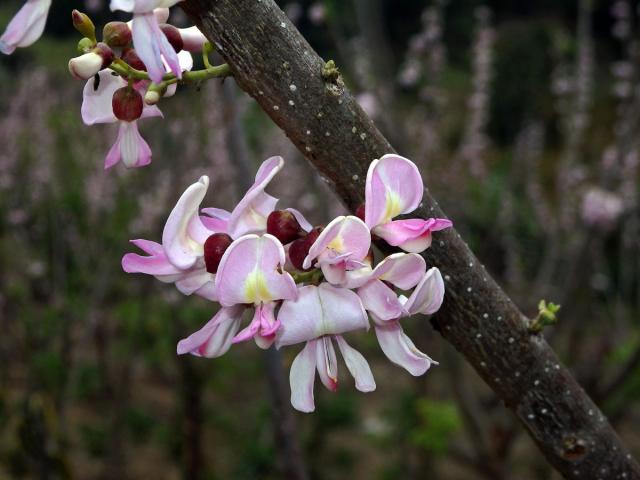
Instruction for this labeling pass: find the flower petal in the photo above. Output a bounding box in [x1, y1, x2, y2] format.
[233, 302, 280, 346]
[303, 215, 370, 270]
[364, 154, 424, 228]
[177, 305, 244, 358]
[162, 175, 211, 270]
[174, 268, 215, 296]
[200, 208, 231, 233]
[227, 156, 284, 238]
[335, 336, 376, 392]
[357, 279, 404, 321]
[316, 336, 338, 392]
[374, 321, 435, 376]
[276, 284, 368, 347]
[374, 253, 426, 289]
[118, 121, 152, 168]
[131, 12, 181, 83]
[81, 70, 124, 125]
[403, 267, 445, 315]
[179, 25, 207, 52]
[122, 239, 183, 276]
[0, 0, 51, 54]
[290, 340, 317, 413]
[215, 234, 297, 306]
[374, 218, 452, 253]
[286, 208, 313, 232]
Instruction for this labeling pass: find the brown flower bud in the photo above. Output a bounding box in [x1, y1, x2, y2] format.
[267, 210, 304, 245]
[289, 227, 323, 271]
[121, 48, 146, 71]
[160, 24, 183, 52]
[204, 233, 233, 274]
[355, 203, 366, 222]
[103, 21, 132, 48]
[112, 87, 143, 122]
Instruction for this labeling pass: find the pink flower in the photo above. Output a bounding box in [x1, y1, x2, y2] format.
[364, 154, 452, 252]
[276, 284, 374, 412]
[110, 0, 183, 83]
[302, 215, 371, 285]
[81, 70, 162, 168]
[350, 253, 443, 376]
[123, 157, 290, 301]
[214, 234, 298, 348]
[0, 0, 51, 55]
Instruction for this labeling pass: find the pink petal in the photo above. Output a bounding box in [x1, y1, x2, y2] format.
[215, 234, 297, 306]
[374, 321, 435, 376]
[162, 175, 210, 270]
[174, 269, 215, 296]
[176, 305, 244, 358]
[276, 284, 368, 347]
[232, 302, 280, 345]
[303, 215, 371, 270]
[131, 12, 181, 84]
[374, 218, 453, 253]
[374, 253, 426, 289]
[179, 25, 207, 52]
[81, 70, 124, 125]
[316, 336, 338, 392]
[121, 240, 183, 276]
[357, 279, 404, 321]
[227, 156, 284, 238]
[286, 208, 313, 232]
[289, 340, 317, 413]
[364, 154, 424, 228]
[104, 123, 126, 169]
[200, 208, 230, 233]
[334, 336, 376, 392]
[118, 121, 152, 168]
[403, 267, 445, 315]
[0, 0, 51, 54]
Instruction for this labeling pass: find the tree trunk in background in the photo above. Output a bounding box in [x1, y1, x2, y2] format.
[181, 1, 640, 478]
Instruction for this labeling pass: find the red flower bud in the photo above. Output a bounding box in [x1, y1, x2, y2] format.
[204, 233, 233, 274]
[112, 87, 143, 122]
[160, 24, 183, 53]
[267, 210, 304, 245]
[121, 48, 146, 71]
[289, 227, 323, 271]
[355, 203, 366, 222]
[103, 21, 132, 48]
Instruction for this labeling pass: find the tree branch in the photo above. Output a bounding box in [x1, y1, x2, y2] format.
[180, 1, 640, 478]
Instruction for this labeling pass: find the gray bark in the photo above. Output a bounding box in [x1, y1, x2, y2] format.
[180, 1, 640, 478]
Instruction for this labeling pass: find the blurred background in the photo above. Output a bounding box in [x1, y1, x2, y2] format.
[1, 0, 639, 478]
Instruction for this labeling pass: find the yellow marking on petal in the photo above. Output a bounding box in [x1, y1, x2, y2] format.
[383, 190, 403, 223]
[244, 269, 272, 303]
[328, 235, 344, 252]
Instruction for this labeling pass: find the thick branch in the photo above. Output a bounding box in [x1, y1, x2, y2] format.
[181, 1, 640, 478]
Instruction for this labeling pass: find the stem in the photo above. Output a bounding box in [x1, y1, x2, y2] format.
[108, 59, 231, 85]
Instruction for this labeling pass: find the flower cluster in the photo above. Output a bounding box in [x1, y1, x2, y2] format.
[122, 154, 452, 412]
[65, 2, 229, 170]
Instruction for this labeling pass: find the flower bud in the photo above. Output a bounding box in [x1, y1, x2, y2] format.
[289, 227, 322, 271]
[68, 43, 114, 80]
[72, 10, 96, 42]
[144, 90, 161, 106]
[160, 24, 183, 52]
[112, 87, 144, 122]
[355, 203, 366, 222]
[121, 48, 146, 71]
[103, 21, 132, 48]
[267, 210, 304, 245]
[77, 37, 94, 54]
[204, 233, 233, 274]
